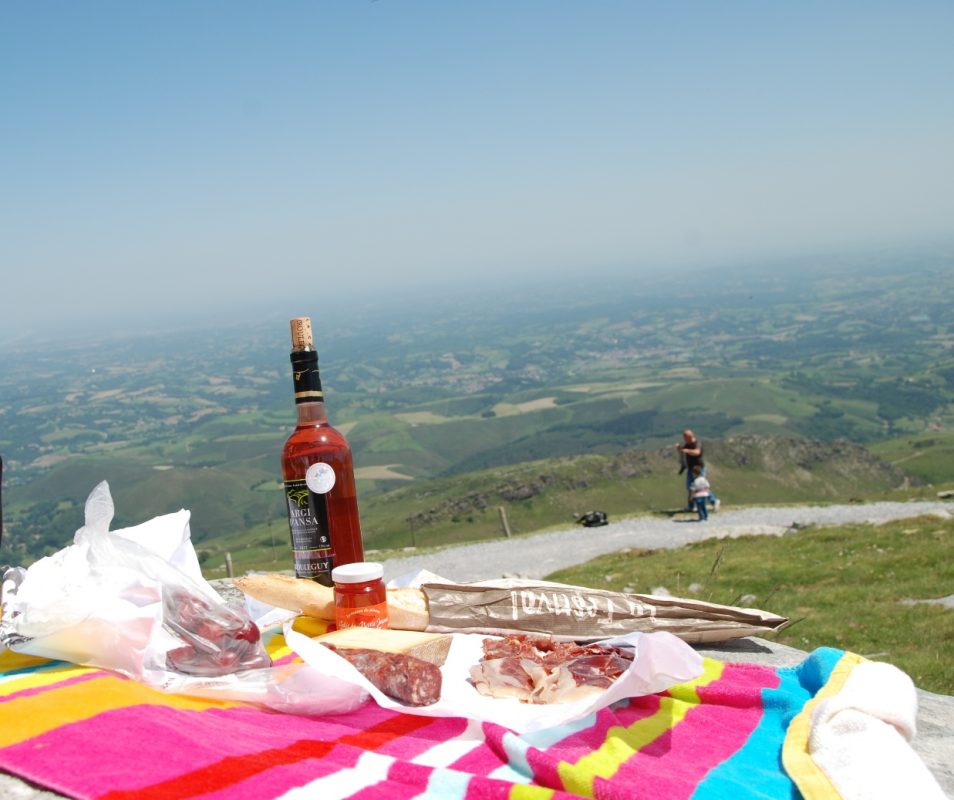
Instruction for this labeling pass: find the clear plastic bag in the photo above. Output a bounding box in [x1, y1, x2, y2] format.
[0, 482, 367, 715]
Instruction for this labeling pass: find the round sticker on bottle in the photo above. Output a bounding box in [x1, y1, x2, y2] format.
[305, 462, 336, 494]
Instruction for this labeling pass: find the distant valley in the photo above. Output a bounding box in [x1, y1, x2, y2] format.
[1, 248, 953, 571]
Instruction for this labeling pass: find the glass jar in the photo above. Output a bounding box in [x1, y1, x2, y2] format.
[331, 562, 389, 630]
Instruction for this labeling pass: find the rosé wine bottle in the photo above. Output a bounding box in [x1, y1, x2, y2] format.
[281, 317, 364, 585]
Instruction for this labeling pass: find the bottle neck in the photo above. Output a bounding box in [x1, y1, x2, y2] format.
[290, 349, 324, 404]
[296, 401, 329, 425]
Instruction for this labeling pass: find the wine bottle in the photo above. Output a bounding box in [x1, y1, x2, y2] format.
[281, 317, 364, 585]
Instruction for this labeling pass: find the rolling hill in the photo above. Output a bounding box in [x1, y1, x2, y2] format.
[2, 251, 953, 568]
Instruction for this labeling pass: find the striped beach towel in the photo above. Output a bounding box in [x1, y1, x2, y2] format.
[0, 631, 902, 799]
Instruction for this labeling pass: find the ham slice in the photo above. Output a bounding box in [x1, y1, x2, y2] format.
[470, 633, 634, 704]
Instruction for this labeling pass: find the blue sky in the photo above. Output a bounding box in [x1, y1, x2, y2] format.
[2, 2, 953, 338]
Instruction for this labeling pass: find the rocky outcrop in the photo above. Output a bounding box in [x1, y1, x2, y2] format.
[705, 435, 909, 486]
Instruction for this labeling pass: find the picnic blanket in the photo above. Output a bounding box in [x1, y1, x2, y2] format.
[0, 629, 941, 800]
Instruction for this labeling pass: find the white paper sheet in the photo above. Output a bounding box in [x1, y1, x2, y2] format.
[286, 624, 702, 734]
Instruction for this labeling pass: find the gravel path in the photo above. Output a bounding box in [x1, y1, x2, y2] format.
[379, 500, 953, 583]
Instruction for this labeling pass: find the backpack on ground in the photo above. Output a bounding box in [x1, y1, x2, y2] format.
[577, 510, 608, 528]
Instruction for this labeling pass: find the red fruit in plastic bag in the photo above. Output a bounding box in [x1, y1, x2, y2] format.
[234, 621, 261, 644]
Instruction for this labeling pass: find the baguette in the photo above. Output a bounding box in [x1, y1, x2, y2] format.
[233, 573, 429, 631]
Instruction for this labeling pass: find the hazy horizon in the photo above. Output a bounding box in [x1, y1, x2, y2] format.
[2, 2, 953, 340]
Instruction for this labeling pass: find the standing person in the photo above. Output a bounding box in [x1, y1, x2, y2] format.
[675, 429, 720, 512]
[689, 465, 711, 521]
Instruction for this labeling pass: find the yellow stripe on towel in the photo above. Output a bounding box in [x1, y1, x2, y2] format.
[0, 648, 55, 673]
[0, 661, 99, 697]
[558, 657, 725, 797]
[0, 671, 243, 749]
[510, 784, 556, 800]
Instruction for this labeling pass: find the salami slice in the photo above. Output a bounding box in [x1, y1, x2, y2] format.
[325, 645, 442, 706]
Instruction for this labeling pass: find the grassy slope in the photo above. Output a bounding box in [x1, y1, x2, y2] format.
[348, 375, 891, 489]
[546, 515, 954, 695]
[355, 435, 912, 551]
[11, 428, 953, 574]
[869, 431, 954, 486]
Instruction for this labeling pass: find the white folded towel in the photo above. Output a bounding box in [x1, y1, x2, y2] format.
[809, 661, 946, 800]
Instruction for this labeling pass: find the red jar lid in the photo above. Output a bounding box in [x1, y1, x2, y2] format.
[332, 562, 384, 584]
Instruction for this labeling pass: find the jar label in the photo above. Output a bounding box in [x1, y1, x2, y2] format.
[284, 479, 334, 584]
[335, 602, 390, 630]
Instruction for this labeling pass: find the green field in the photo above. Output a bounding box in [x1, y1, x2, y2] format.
[869, 431, 954, 485]
[547, 515, 954, 695]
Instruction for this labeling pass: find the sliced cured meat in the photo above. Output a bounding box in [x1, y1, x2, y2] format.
[471, 634, 634, 704]
[325, 645, 442, 706]
[563, 651, 633, 685]
[469, 657, 537, 702]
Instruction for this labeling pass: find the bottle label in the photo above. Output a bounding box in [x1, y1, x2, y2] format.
[305, 462, 336, 494]
[284, 479, 334, 583]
